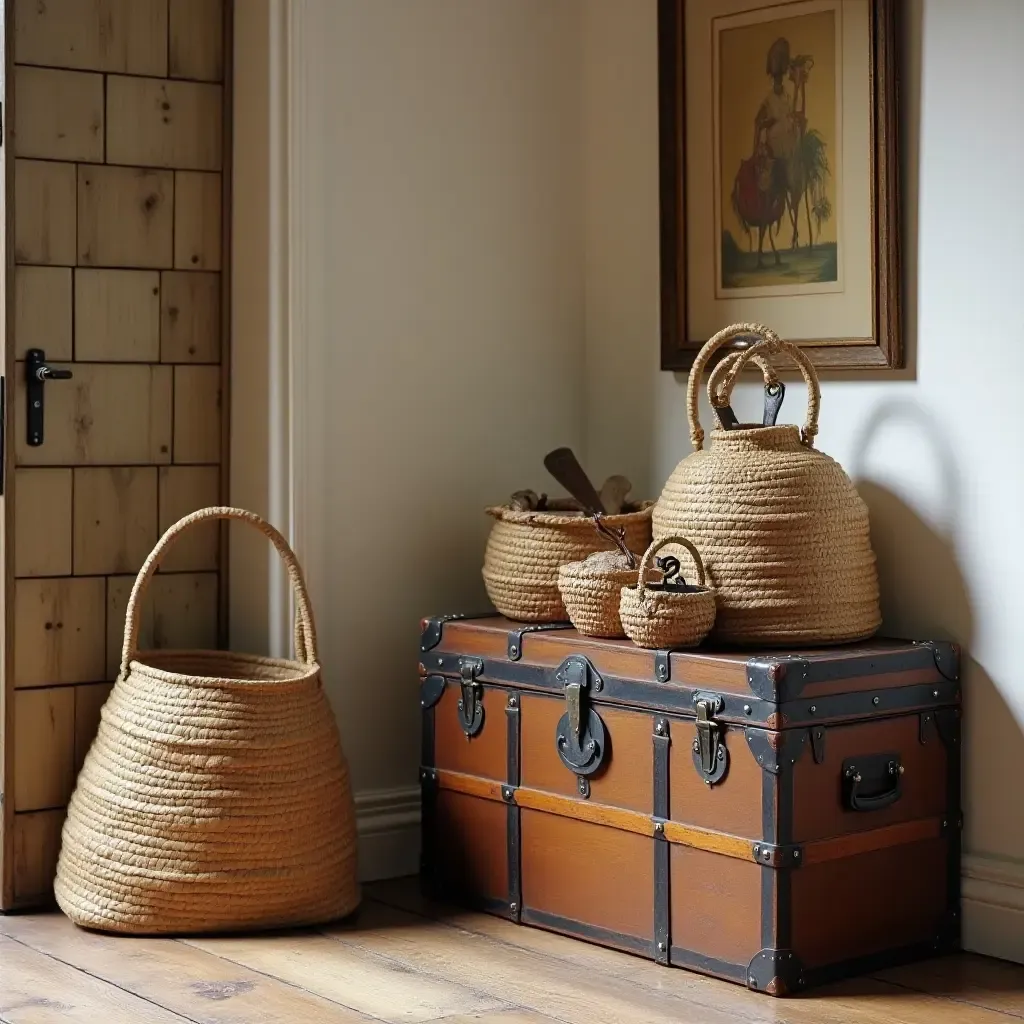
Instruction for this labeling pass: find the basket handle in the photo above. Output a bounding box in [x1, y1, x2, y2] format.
[715, 336, 821, 448]
[686, 323, 820, 450]
[634, 535, 707, 606]
[706, 351, 779, 427]
[120, 507, 318, 679]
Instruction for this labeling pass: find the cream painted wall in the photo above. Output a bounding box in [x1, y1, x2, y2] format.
[232, 1, 587, 877]
[235, 0, 1024, 946]
[582, 0, 1024, 960]
[316, 0, 585, 795]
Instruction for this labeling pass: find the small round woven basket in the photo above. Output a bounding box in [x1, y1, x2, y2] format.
[483, 504, 652, 622]
[54, 507, 360, 936]
[619, 536, 717, 649]
[558, 551, 652, 639]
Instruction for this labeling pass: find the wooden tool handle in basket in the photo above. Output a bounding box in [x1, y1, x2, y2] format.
[120, 507, 318, 678]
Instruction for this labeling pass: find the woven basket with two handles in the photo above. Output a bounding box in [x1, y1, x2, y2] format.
[653, 323, 881, 645]
[55, 508, 360, 935]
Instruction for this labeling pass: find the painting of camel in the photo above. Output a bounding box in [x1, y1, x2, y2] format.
[714, 3, 841, 294]
[657, 0, 902, 371]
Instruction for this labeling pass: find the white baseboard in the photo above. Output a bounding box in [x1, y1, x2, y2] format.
[355, 786, 421, 883]
[963, 853, 1024, 964]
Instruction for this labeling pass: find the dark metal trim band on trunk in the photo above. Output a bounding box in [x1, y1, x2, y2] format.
[798, 939, 957, 991]
[425, 652, 960, 726]
[421, 707, 436, 771]
[654, 832, 670, 964]
[521, 907, 651, 957]
[505, 688, 523, 922]
[420, 612, 499, 652]
[746, 641, 960, 701]
[669, 947, 748, 985]
[506, 622, 574, 661]
[507, 803, 521, 922]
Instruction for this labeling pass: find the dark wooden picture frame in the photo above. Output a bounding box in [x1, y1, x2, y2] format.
[659, 0, 901, 372]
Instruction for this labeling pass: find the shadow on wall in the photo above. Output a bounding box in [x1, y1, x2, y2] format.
[851, 398, 1024, 856]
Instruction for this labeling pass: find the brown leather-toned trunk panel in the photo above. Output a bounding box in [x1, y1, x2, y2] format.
[521, 695, 653, 812]
[669, 720, 764, 839]
[791, 838, 947, 968]
[431, 791, 508, 906]
[792, 714, 948, 842]
[434, 684, 507, 782]
[521, 810, 653, 943]
[670, 846, 762, 966]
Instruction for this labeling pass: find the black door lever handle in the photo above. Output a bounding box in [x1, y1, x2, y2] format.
[25, 348, 73, 447]
[34, 364, 73, 381]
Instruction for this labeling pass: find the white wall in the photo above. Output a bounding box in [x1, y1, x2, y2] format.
[233, 0, 587, 878]
[582, 0, 1024, 961]
[236, 0, 1024, 956]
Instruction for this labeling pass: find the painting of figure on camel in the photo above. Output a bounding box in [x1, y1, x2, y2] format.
[715, 3, 841, 294]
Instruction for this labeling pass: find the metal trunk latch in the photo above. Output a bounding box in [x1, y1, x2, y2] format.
[554, 656, 606, 777]
[457, 657, 484, 738]
[692, 693, 728, 785]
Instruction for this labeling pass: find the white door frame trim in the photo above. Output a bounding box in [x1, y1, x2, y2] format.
[231, 0, 327, 660]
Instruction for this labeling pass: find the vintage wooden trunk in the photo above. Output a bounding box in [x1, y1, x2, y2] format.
[418, 615, 961, 996]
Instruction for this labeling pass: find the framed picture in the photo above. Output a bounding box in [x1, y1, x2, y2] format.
[659, 0, 901, 371]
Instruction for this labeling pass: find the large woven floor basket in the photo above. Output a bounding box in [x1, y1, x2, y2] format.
[55, 508, 360, 935]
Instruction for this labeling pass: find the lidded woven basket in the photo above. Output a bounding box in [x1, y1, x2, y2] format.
[653, 323, 881, 645]
[55, 508, 359, 935]
[483, 504, 652, 622]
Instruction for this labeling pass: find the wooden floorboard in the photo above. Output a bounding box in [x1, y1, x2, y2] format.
[0, 911, 374, 1023]
[0, 933, 187, 1023]
[0, 879, 1020, 1023]
[183, 929, 508, 1022]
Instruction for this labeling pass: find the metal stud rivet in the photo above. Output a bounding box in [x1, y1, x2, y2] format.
[693, 740, 700, 752]
[743, 704, 752, 715]
[872, 696, 880, 706]
[763, 850, 771, 862]
[510, 645, 518, 656]
[654, 822, 665, 834]
[508, 696, 518, 708]
[793, 850, 800, 859]
[933, 689, 940, 698]
[655, 720, 665, 735]
[749, 977, 757, 987]
[657, 941, 666, 952]
[809, 705, 816, 714]
[510, 902, 518, 913]
[717, 747, 725, 760]
[942, 819, 948, 828]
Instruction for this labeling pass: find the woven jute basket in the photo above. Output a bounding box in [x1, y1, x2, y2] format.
[619, 536, 716, 649]
[558, 551, 655, 639]
[483, 504, 652, 622]
[653, 323, 881, 645]
[55, 507, 360, 935]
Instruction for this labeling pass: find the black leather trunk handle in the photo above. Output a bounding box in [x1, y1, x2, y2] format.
[842, 754, 904, 812]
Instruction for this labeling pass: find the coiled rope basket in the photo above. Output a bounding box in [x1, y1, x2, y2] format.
[653, 323, 881, 645]
[55, 507, 360, 935]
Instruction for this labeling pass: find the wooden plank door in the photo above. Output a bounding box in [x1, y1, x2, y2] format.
[1, 0, 231, 909]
